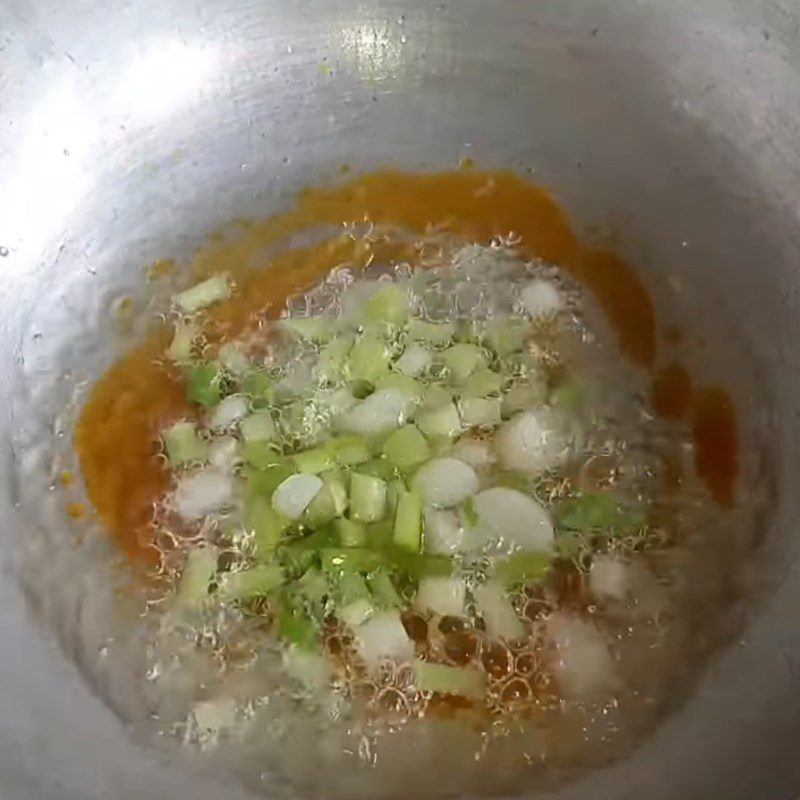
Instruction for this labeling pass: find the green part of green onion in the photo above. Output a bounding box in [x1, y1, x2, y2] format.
[442, 343, 486, 382]
[367, 568, 403, 608]
[219, 563, 284, 602]
[416, 401, 462, 439]
[335, 518, 367, 548]
[386, 479, 407, 514]
[550, 377, 585, 412]
[349, 338, 391, 384]
[382, 425, 431, 472]
[329, 435, 372, 466]
[163, 421, 208, 466]
[281, 317, 336, 343]
[240, 410, 278, 442]
[365, 284, 409, 327]
[245, 494, 290, 557]
[277, 606, 319, 650]
[484, 318, 530, 357]
[501, 382, 547, 418]
[413, 661, 486, 699]
[459, 368, 505, 398]
[174, 274, 230, 313]
[557, 491, 641, 532]
[316, 335, 354, 383]
[408, 319, 455, 346]
[421, 384, 454, 410]
[174, 547, 218, 613]
[241, 371, 274, 407]
[185, 363, 221, 407]
[458, 396, 502, 428]
[244, 460, 297, 496]
[242, 440, 282, 470]
[461, 496, 479, 528]
[375, 373, 424, 401]
[337, 571, 371, 605]
[393, 490, 423, 553]
[350, 472, 388, 522]
[492, 552, 552, 585]
[320, 547, 386, 576]
[356, 457, 396, 482]
[292, 445, 336, 475]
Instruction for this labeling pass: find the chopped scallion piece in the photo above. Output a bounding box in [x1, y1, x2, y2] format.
[293, 445, 336, 475]
[484, 318, 530, 356]
[242, 440, 281, 470]
[382, 425, 431, 472]
[330, 435, 371, 466]
[335, 518, 367, 548]
[441, 343, 486, 382]
[349, 338, 391, 384]
[492, 552, 552, 585]
[167, 320, 198, 363]
[350, 472, 387, 522]
[240, 410, 277, 442]
[394, 344, 433, 377]
[416, 401, 462, 439]
[281, 317, 336, 343]
[185, 363, 221, 407]
[245, 495, 289, 557]
[244, 461, 296, 496]
[241, 371, 274, 407]
[393, 490, 423, 552]
[365, 284, 409, 326]
[408, 319, 455, 346]
[367, 569, 403, 608]
[173, 546, 218, 614]
[458, 396, 502, 428]
[174, 274, 230, 313]
[163, 421, 208, 466]
[321, 548, 386, 575]
[278, 607, 319, 650]
[272, 474, 324, 520]
[460, 368, 504, 398]
[219, 563, 284, 601]
[375, 373, 424, 402]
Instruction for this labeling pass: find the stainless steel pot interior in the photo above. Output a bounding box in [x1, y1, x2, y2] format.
[1, 1, 799, 798]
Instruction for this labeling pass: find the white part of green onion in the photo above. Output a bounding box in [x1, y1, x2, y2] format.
[272, 474, 324, 520]
[473, 581, 526, 641]
[174, 274, 230, 313]
[350, 472, 387, 523]
[415, 401, 462, 439]
[496, 409, 570, 474]
[414, 661, 485, 700]
[208, 435, 241, 469]
[470, 487, 554, 553]
[458, 396, 502, 429]
[424, 508, 465, 554]
[210, 394, 249, 431]
[281, 317, 335, 343]
[240, 410, 278, 442]
[415, 576, 467, 617]
[315, 334, 354, 382]
[164, 420, 208, 466]
[501, 381, 548, 418]
[441, 343, 486, 382]
[166, 320, 198, 363]
[355, 610, 414, 666]
[412, 457, 478, 508]
[450, 438, 496, 469]
[174, 468, 234, 521]
[588, 553, 631, 602]
[282, 646, 331, 693]
[336, 389, 414, 436]
[394, 344, 433, 377]
[520, 279, 564, 318]
[218, 342, 251, 376]
[545, 612, 618, 700]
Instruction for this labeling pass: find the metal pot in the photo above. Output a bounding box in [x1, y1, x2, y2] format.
[1, 1, 799, 798]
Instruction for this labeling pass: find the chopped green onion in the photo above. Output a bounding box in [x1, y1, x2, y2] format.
[174, 274, 230, 313]
[393, 490, 423, 552]
[335, 518, 367, 548]
[493, 552, 552, 585]
[458, 396, 502, 428]
[173, 546, 218, 614]
[272, 474, 324, 520]
[240, 410, 278, 442]
[330, 435, 371, 466]
[408, 319, 455, 346]
[281, 317, 336, 343]
[473, 580, 525, 639]
[416, 575, 467, 617]
[305, 472, 348, 527]
[442, 343, 486, 382]
[245, 495, 289, 557]
[557, 491, 644, 533]
[185, 363, 221, 407]
[242, 440, 281, 470]
[382, 425, 431, 472]
[356, 457, 396, 481]
[278, 606, 319, 650]
[484, 318, 530, 356]
[365, 284, 409, 326]
[244, 461, 296, 495]
[421, 384, 454, 410]
[293, 445, 336, 475]
[340, 597, 375, 627]
[501, 382, 547, 418]
[167, 320, 198, 363]
[241, 370, 274, 406]
[316, 335, 354, 383]
[367, 569, 403, 608]
[550, 377, 585, 412]
[459, 368, 504, 398]
[320, 547, 386, 575]
[386, 479, 407, 514]
[394, 344, 433, 377]
[349, 338, 391, 384]
[416, 401, 462, 439]
[163, 421, 208, 466]
[414, 661, 485, 699]
[350, 472, 387, 522]
[375, 373, 424, 402]
[219, 563, 284, 601]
